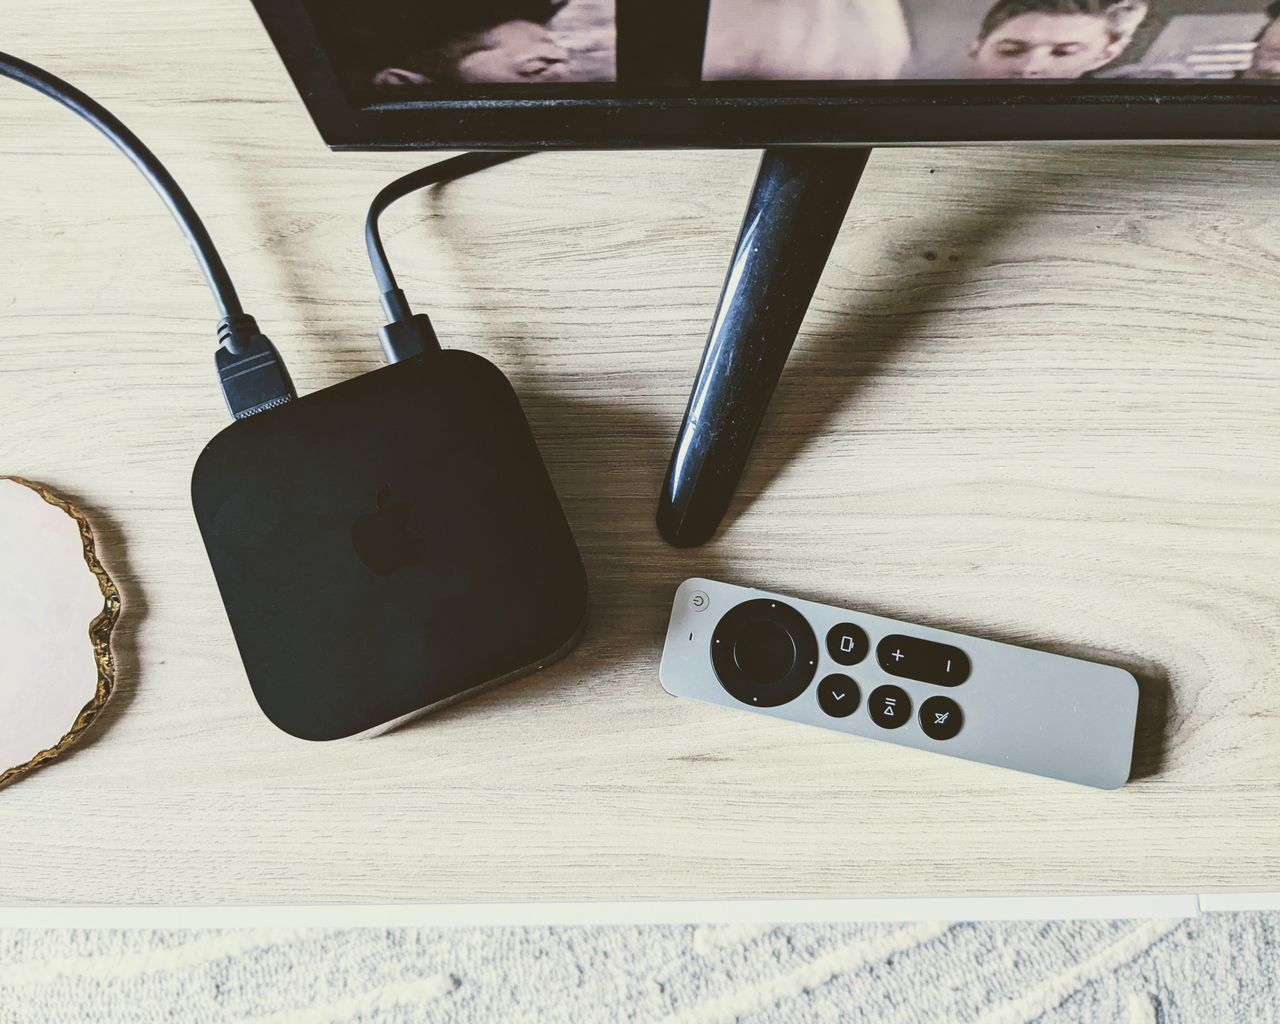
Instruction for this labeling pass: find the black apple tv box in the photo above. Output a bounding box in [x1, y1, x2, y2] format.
[192, 349, 588, 740]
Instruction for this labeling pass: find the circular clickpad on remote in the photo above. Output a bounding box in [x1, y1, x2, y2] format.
[711, 599, 818, 708]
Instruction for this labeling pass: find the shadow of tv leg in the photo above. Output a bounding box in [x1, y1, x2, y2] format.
[656, 146, 871, 548]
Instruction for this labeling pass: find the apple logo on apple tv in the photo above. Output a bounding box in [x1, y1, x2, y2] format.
[350, 484, 423, 575]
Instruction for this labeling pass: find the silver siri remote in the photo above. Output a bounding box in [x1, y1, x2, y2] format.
[659, 578, 1140, 790]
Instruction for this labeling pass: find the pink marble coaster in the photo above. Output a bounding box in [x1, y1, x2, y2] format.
[0, 477, 119, 787]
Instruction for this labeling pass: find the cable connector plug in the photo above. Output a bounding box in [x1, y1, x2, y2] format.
[365, 156, 525, 365]
[377, 288, 441, 362]
[215, 314, 296, 420]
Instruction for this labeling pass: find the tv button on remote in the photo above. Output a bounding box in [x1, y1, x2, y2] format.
[876, 635, 971, 686]
[826, 623, 869, 666]
[817, 674, 860, 718]
[868, 685, 911, 729]
[919, 696, 963, 741]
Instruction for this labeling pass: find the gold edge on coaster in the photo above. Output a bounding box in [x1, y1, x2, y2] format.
[0, 476, 121, 789]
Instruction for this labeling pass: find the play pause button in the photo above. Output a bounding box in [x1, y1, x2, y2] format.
[868, 684, 911, 730]
[817, 674, 860, 718]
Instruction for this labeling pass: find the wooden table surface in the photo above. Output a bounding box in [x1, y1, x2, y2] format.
[3, 0, 1279, 907]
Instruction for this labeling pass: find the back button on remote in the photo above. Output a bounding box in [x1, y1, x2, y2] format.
[817, 674, 860, 718]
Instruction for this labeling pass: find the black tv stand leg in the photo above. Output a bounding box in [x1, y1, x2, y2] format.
[656, 146, 872, 548]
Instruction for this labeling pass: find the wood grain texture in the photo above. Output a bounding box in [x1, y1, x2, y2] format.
[1, 0, 1278, 906]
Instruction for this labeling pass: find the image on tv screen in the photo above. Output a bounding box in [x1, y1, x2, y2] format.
[304, 0, 617, 93]
[302, 0, 1280, 97]
[705, 0, 1280, 81]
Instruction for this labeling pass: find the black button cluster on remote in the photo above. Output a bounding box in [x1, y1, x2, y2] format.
[817, 674, 860, 718]
[868, 684, 911, 729]
[919, 696, 963, 741]
[711, 599, 818, 708]
[826, 623, 869, 666]
[876, 634, 971, 686]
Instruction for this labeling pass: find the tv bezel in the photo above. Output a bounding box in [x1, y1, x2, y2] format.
[251, 0, 1280, 150]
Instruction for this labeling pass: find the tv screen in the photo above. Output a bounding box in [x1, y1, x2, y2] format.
[253, 0, 1280, 147]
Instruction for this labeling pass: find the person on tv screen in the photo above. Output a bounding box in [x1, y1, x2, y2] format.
[702, 0, 911, 81]
[370, 0, 574, 85]
[971, 0, 1148, 79]
[1242, 1, 1280, 78]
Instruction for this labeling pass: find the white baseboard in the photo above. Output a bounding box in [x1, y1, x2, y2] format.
[0, 894, 1211, 929]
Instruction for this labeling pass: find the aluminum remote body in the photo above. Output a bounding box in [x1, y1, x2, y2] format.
[659, 578, 1139, 789]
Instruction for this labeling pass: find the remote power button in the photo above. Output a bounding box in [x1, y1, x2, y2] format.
[689, 590, 710, 612]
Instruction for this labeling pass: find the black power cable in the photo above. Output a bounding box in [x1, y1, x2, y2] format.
[365, 151, 527, 362]
[0, 51, 294, 419]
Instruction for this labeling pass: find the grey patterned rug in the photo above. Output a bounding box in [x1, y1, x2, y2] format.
[1, 914, 1276, 1022]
